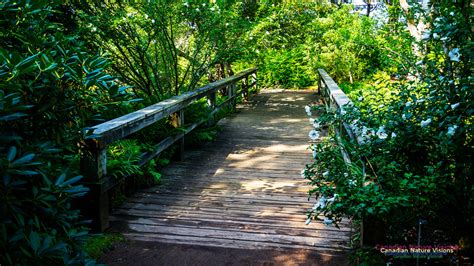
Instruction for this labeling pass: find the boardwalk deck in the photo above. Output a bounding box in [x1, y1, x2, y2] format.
[109, 90, 352, 259]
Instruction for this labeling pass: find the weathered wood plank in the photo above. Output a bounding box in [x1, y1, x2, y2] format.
[110, 90, 352, 253]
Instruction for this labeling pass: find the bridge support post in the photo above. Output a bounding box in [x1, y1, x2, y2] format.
[171, 110, 185, 161]
[207, 92, 216, 126]
[80, 142, 109, 232]
[242, 76, 249, 102]
[229, 82, 237, 111]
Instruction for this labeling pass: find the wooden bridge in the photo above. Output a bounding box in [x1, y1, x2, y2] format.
[80, 69, 352, 263]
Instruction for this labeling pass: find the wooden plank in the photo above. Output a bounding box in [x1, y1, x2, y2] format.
[124, 233, 348, 252]
[112, 215, 352, 235]
[125, 223, 348, 247]
[111, 210, 351, 233]
[110, 90, 352, 253]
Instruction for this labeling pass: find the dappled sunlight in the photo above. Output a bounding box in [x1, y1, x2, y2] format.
[262, 143, 308, 152]
[240, 180, 296, 191]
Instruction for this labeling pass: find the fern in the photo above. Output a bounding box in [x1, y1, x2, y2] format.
[107, 139, 143, 179]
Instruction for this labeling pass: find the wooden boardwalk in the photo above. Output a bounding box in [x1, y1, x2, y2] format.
[109, 90, 351, 257]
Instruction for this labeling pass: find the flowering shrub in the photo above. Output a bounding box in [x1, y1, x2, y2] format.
[302, 1, 473, 262]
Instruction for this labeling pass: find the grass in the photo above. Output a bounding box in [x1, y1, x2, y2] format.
[84, 233, 126, 260]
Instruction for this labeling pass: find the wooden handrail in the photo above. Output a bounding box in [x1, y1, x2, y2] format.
[80, 68, 257, 231]
[317, 68, 367, 246]
[86, 68, 257, 148]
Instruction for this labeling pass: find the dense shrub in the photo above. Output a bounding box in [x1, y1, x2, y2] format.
[0, 0, 130, 264]
[303, 1, 473, 262]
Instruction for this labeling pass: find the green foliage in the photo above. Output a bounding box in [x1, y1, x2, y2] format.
[237, 2, 392, 88]
[303, 1, 473, 262]
[0, 0, 131, 264]
[83, 233, 125, 260]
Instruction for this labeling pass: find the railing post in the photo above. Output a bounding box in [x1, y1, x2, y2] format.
[229, 82, 236, 111]
[80, 141, 109, 232]
[207, 91, 216, 126]
[171, 110, 185, 161]
[251, 72, 257, 91]
[242, 76, 249, 102]
[317, 73, 322, 95]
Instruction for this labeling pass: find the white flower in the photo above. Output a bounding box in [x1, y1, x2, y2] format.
[344, 172, 349, 177]
[225, 22, 230, 27]
[376, 126, 388, 140]
[318, 196, 327, 208]
[358, 96, 364, 101]
[308, 130, 320, 140]
[327, 194, 338, 203]
[322, 171, 329, 177]
[305, 105, 312, 116]
[405, 101, 412, 107]
[447, 125, 458, 137]
[195, 8, 200, 12]
[313, 121, 321, 129]
[91, 27, 97, 32]
[265, 31, 270, 35]
[421, 30, 431, 40]
[420, 118, 432, 127]
[151, 19, 155, 24]
[451, 103, 460, 109]
[448, 48, 461, 62]
[402, 114, 407, 120]
[202, 3, 206, 6]
[391, 132, 397, 139]
[323, 218, 333, 225]
[305, 218, 312, 225]
[433, 33, 440, 39]
[210, 7, 215, 11]
[184, 2, 189, 7]
[309, 118, 315, 124]
[450, 11, 455, 16]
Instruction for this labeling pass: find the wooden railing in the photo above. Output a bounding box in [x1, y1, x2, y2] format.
[317, 69, 367, 245]
[80, 68, 257, 231]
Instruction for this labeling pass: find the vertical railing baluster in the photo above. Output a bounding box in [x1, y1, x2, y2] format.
[242, 76, 249, 102]
[171, 111, 185, 161]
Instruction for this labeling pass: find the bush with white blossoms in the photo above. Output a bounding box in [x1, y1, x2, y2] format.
[302, 2, 473, 257]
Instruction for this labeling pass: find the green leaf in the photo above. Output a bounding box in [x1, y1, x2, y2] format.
[11, 153, 35, 167]
[9, 170, 39, 176]
[7, 146, 17, 162]
[15, 53, 40, 71]
[29, 231, 40, 253]
[0, 113, 28, 121]
[55, 173, 67, 186]
[62, 175, 83, 186]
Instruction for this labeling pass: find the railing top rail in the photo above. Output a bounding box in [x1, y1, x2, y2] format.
[86, 68, 257, 147]
[318, 68, 360, 145]
[317, 69, 352, 110]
